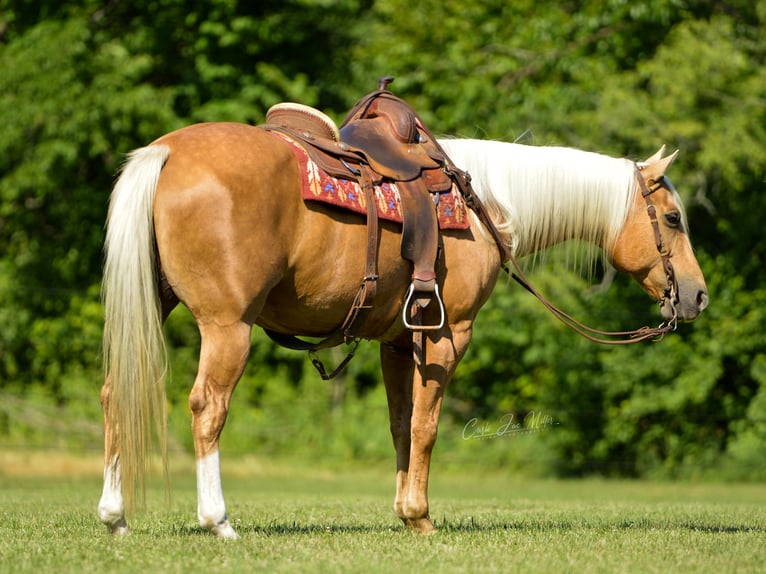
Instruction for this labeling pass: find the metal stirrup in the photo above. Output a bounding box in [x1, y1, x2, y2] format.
[402, 283, 445, 331]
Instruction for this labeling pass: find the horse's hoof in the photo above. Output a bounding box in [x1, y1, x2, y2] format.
[403, 517, 437, 535]
[210, 520, 240, 540]
[105, 519, 130, 536]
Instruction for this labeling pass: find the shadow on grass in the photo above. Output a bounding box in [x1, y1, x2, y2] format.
[167, 517, 766, 537]
[169, 522, 397, 537]
[436, 517, 766, 535]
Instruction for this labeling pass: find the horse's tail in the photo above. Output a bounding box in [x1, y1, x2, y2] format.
[102, 144, 171, 513]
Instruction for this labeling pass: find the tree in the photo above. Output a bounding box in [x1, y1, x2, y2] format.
[346, 0, 766, 477]
[1, 0, 763, 478]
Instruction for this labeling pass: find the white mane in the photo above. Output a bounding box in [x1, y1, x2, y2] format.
[439, 139, 636, 268]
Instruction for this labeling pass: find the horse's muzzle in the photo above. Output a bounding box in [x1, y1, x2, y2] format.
[662, 282, 708, 323]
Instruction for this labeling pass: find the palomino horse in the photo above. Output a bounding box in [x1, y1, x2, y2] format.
[98, 122, 708, 538]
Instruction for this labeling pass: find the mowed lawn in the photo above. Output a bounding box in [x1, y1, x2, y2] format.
[0, 452, 764, 573]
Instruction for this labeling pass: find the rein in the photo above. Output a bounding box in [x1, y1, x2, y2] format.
[481, 165, 679, 344]
[267, 91, 681, 377]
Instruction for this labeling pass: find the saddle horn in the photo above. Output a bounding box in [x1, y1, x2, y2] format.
[378, 76, 395, 91]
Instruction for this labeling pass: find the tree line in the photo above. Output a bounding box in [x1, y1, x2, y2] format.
[1, 0, 764, 478]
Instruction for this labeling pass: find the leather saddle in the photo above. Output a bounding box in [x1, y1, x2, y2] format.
[261, 77, 469, 369]
[265, 80, 453, 190]
[339, 89, 445, 183]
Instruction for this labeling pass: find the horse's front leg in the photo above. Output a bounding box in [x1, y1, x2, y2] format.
[189, 321, 252, 540]
[381, 321, 473, 533]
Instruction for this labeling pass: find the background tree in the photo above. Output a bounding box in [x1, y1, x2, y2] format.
[1, 0, 763, 478]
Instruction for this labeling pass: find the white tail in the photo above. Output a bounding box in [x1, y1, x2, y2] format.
[102, 144, 171, 512]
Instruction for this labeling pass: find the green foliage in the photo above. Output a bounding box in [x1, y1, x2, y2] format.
[0, 14, 178, 391]
[1, 1, 764, 480]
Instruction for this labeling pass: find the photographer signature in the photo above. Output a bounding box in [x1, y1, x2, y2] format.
[462, 411, 559, 440]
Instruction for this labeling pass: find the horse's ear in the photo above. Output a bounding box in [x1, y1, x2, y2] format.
[644, 145, 666, 164]
[643, 149, 679, 180]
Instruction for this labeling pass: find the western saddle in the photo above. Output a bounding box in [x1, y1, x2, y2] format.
[260, 77, 506, 377]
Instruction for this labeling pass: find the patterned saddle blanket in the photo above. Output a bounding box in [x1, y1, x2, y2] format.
[273, 131, 471, 230]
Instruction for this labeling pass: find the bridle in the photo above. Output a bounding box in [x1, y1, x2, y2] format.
[636, 166, 680, 333]
[278, 148, 682, 381]
[455, 161, 681, 344]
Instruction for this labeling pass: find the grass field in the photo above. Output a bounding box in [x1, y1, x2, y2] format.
[0, 451, 764, 573]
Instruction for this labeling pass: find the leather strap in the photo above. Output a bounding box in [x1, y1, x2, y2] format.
[263, 164, 380, 376]
[398, 178, 439, 295]
[346, 164, 381, 337]
[503, 165, 679, 344]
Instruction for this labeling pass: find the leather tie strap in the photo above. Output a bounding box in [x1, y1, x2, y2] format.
[343, 164, 381, 340]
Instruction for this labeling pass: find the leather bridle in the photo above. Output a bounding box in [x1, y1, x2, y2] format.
[635, 167, 680, 332]
[455, 161, 681, 344]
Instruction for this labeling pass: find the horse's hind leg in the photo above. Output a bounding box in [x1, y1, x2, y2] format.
[189, 320, 252, 539]
[98, 375, 129, 535]
[98, 288, 178, 536]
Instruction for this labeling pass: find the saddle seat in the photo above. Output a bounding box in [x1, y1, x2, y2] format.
[265, 90, 451, 191]
[338, 92, 444, 182]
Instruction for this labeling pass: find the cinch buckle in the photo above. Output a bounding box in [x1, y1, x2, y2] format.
[402, 283, 445, 331]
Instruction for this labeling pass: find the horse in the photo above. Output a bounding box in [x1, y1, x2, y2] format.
[97, 121, 708, 539]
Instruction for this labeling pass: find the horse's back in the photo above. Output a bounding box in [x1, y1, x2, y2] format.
[149, 122, 408, 335]
[154, 122, 297, 189]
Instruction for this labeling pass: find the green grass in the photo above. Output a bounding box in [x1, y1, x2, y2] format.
[0, 452, 764, 573]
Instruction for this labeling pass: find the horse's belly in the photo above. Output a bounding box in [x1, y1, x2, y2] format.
[256, 224, 412, 339]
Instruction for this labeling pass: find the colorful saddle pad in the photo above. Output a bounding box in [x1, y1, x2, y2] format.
[274, 132, 471, 230]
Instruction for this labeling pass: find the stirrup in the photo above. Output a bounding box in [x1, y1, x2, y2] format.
[402, 283, 445, 331]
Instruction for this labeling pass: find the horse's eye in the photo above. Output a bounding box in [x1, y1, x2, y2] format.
[664, 212, 682, 228]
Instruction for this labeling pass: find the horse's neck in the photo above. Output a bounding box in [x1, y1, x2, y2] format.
[440, 139, 635, 259]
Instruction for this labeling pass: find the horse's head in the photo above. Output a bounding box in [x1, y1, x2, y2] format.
[611, 147, 708, 323]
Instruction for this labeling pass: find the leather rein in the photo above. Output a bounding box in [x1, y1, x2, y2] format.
[268, 126, 680, 377]
[360, 126, 682, 346]
[478, 165, 680, 345]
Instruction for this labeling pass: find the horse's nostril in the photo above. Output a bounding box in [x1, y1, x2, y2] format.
[697, 289, 709, 311]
